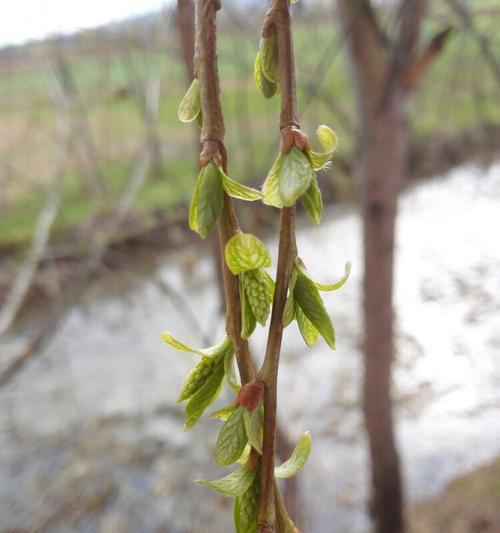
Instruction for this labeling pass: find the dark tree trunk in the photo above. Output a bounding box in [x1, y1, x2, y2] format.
[361, 86, 407, 533]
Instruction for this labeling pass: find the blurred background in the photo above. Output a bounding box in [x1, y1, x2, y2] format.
[0, 0, 499, 532]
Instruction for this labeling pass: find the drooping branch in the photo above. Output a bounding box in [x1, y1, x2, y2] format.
[257, 0, 301, 530]
[195, 0, 255, 383]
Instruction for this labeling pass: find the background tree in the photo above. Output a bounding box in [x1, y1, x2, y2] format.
[338, 2, 451, 533]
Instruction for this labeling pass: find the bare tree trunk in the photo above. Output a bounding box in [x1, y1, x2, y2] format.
[338, 2, 409, 532]
[361, 86, 406, 533]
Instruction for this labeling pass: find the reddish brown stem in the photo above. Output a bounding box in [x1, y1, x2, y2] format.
[257, 0, 300, 529]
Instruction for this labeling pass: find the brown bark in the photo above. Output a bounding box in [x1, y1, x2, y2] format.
[176, 0, 196, 81]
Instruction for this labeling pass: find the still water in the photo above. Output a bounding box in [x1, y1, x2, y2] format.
[1, 162, 499, 532]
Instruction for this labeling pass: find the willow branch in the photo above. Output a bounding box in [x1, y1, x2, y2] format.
[195, 0, 254, 384]
[257, 0, 300, 529]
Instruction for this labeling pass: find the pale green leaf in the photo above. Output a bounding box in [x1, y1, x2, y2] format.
[220, 167, 262, 201]
[315, 261, 352, 291]
[243, 406, 263, 454]
[215, 406, 249, 466]
[177, 350, 226, 402]
[307, 124, 338, 171]
[225, 233, 272, 275]
[282, 265, 298, 327]
[240, 279, 257, 339]
[279, 146, 313, 206]
[294, 302, 319, 348]
[274, 431, 312, 479]
[294, 269, 335, 349]
[188, 168, 204, 234]
[161, 331, 231, 357]
[184, 361, 225, 430]
[254, 52, 278, 99]
[259, 34, 279, 83]
[196, 161, 224, 238]
[195, 109, 203, 128]
[224, 348, 240, 392]
[178, 78, 201, 123]
[210, 404, 237, 421]
[241, 270, 271, 326]
[261, 269, 275, 300]
[197, 465, 256, 497]
[262, 154, 284, 208]
[234, 473, 260, 533]
[237, 444, 251, 465]
[300, 175, 323, 224]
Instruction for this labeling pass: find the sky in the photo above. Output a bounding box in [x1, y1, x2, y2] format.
[3, 0, 171, 47]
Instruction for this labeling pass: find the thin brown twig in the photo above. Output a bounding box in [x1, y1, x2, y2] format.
[257, 0, 301, 530]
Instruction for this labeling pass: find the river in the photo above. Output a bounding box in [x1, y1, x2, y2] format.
[0, 161, 499, 532]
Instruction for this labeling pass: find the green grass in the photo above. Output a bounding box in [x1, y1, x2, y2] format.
[1, 6, 499, 249]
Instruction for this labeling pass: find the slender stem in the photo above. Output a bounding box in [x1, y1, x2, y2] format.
[257, 0, 300, 529]
[195, 0, 255, 385]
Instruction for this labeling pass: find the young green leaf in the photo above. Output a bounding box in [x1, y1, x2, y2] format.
[220, 167, 262, 201]
[210, 403, 237, 421]
[195, 109, 203, 128]
[262, 154, 284, 207]
[260, 269, 275, 300]
[197, 465, 257, 497]
[196, 161, 224, 238]
[294, 268, 336, 349]
[315, 261, 352, 291]
[300, 175, 323, 224]
[294, 302, 319, 348]
[282, 266, 298, 327]
[243, 406, 263, 454]
[278, 146, 313, 206]
[184, 361, 225, 430]
[274, 431, 312, 479]
[240, 280, 257, 339]
[224, 348, 241, 392]
[225, 233, 272, 275]
[307, 124, 338, 171]
[259, 33, 279, 83]
[254, 52, 278, 99]
[215, 406, 249, 466]
[234, 472, 260, 533]
[161, 331, 231, 357]
[178, 78, 201, 123]
[188, 167, 204, 234]
[241, 270, 271, 326]
[177, 351, 225, 402]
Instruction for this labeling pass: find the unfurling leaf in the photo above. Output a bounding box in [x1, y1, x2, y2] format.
[254, 52, 278, 99]
[282, 264, 298, 327]
[220, 167, 262, 201]
[196, 161, 224, 238]
[279, 146, 314, 206]
[224, 348, 241, 392]
[234, 471, 260, 533]
[306, 124, 338, 171]
[161, 331, 232, 357]
[210, 404, 237, 421]
[240, 281, 257, 339]
[294, 267, 335, 349]
[262, 154, 284, 207]
[178, 78, 201, 123]
[260, 269, 275, 300]
[259, 33, 279, 83]
[177, 350, 226, 402]
[243, 405, 263, 454]
[225, 233, 272, 275]
[315, 261, 352, 291]
[197, 465, 257, 497]
[241, 270, 271, 326]
[184, 361, 225, 429]
[294, 302, 319, 347]
[274, 431, 312, 479]
[216, 406, 249, 466]
[300, 175, 323, 224]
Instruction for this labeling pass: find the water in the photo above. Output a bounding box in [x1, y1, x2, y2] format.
[0, 161, 499, 532]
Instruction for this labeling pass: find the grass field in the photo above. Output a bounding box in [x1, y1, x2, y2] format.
[0, 2, 499, 249]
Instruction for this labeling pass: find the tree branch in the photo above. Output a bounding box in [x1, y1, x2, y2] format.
[257, 0, 300, 529]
